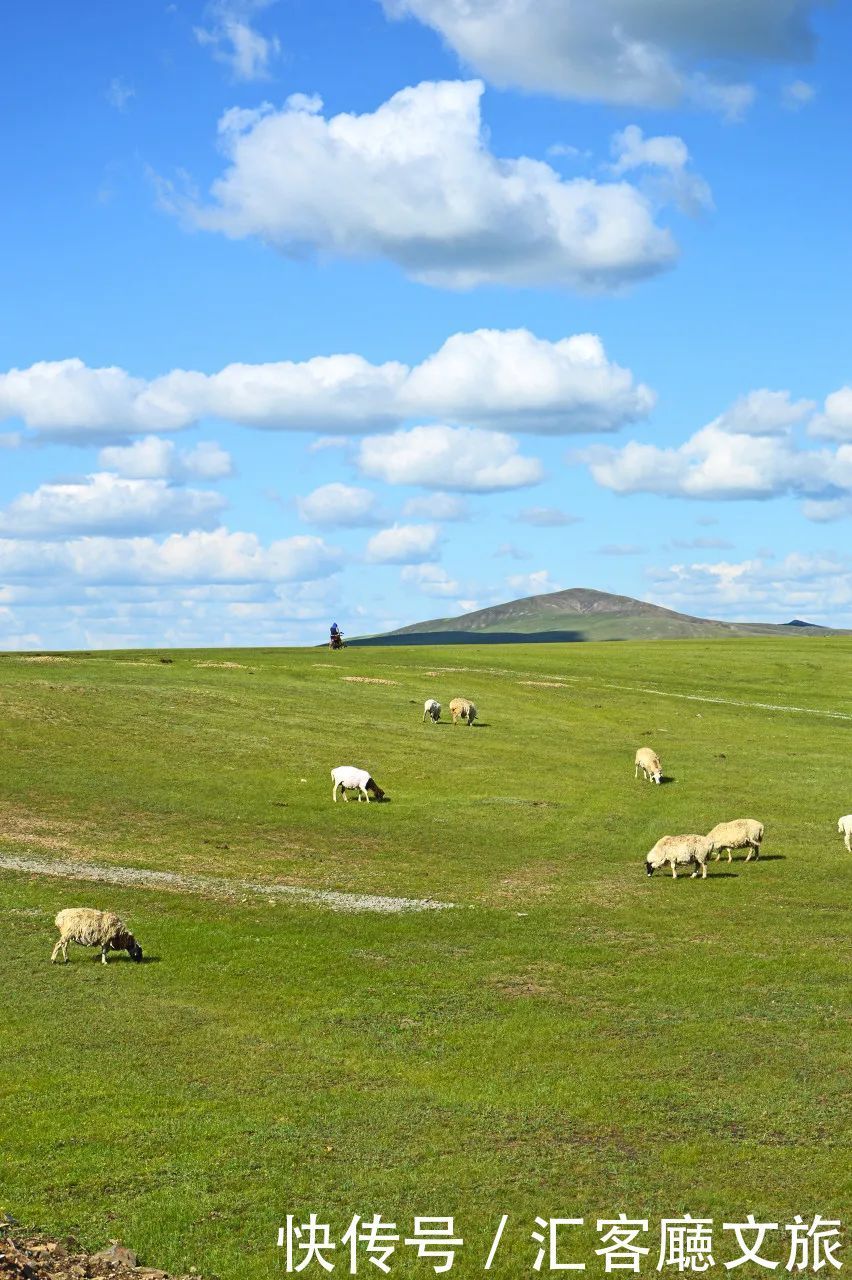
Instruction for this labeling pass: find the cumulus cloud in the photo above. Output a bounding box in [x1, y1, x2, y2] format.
[609, 125, 713, 215]
[380, 0, 821, 116]
[195, 0, 281, 81]
[359, 425, 543, 492]
[402, 492, 469, 521]
[365, 523, 441, 564]
[711, 388, 814, 435]
[0, 473, 227, 539]
[809, 387, 852, 441]
[182, 80, 678, 290]
[647, 552, 852, 625]
[579, 389, 852, 517]
[0, 528, 341, 586]
[505, 569, 563, 597]
[400, 563, 460, 596]
[296, 483, 381, 527]
[0, 328, 652, 441]
[402, 329, 655, 433]
[98, 437, 234, 480]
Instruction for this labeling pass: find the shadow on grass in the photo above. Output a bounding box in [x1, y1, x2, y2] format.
[659, 775, 676, 785]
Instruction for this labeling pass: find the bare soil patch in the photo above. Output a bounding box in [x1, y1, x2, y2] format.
[341, 676, 398, 686]
[0, 1223, 200, 1280]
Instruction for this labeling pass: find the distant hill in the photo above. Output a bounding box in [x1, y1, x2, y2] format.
[351, 588, 844, 646]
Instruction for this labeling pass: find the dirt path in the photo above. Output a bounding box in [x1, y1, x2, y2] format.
[0, 853, 455, 914]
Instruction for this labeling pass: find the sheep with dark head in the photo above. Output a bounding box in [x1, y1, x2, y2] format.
[51, 908, 143, 964]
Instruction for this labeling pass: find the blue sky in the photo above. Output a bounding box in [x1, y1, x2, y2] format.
[2, 0, 852, 648]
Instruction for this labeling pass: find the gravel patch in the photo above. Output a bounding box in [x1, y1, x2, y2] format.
[0, 853, 454, 914]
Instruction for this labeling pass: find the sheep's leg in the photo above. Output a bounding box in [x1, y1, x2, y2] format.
[846, 833, 851, 851]
[727, 848, 733, 863]
[634, 764, 639, 778]
[50, 938, 64, 964]
[101, 945, 109, 964]
[362, 789, 369, 803]
[332, 782, 339, 803]
[671, 863, 678, 878]
[701, 862, 707, 879]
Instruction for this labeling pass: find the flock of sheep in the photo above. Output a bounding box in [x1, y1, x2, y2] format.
[48, 688, 852, 965]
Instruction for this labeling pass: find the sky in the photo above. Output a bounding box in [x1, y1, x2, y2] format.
[2, 0, 852, 649]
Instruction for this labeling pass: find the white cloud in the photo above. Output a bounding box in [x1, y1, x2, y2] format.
[647, 553, 852, 625]
[297, 483, 381, 527]
[0, 529, 341, 586]
[402, 492, 469, 521]
[106, 78, 135, 111]
[515, 505, 580, 527]
[783, 79, 816, 110]
[359, 425, 543, 493]
[400, 563, 460, 596]
[609, 125, 713, 215]
[579, 389, 852, 516]
[0, 432, 21, 449]
[365, 524, 441, 564]
[402, 329, 655, 433]
[712, 388, 814, 435]
[0, 473, 227, 539]
[380, 0, 821, 116]
[98, 437, 233, 481]
[184, 80, 678, 290]
[505, 569, 562, 597]
[0, 328, 652, 440]
[547, 143, 590, 160]
[809, 387, 852, 441]
[195, 0, 281, 81]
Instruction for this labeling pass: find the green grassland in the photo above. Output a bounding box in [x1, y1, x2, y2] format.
[1, 638, 850, 1278]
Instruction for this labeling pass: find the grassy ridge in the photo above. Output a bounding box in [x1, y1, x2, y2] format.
[1, 639, 850, 1278]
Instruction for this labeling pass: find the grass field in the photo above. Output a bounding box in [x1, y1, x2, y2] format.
[1, 638, 850, 1278]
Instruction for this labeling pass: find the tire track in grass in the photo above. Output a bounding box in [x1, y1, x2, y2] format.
[0, 853, 455, 914]
[581, 680, 852, 721]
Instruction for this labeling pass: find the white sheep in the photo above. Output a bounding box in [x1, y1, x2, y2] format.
[449, 697, 477, 726]
[645, 834, 715, 879]
[634, 747, 662, 784]
[50, 908, 143, 964]
[707, 818, 764, 862]
[838, 814, 852, 851]
[331, 765, 385, 803]
[423, 698, 441, 723]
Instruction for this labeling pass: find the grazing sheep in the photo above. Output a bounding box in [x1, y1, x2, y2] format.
[331, 765, 385, 803]
[423, 698, 441, 723]
[707, 818, 764, 862]
[838, 814, 852, 851]
[645, 834, 715, 879]
[635, 747, 662, 784]
[51, 908, 143, 964]
[449, 697, 477, 726]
